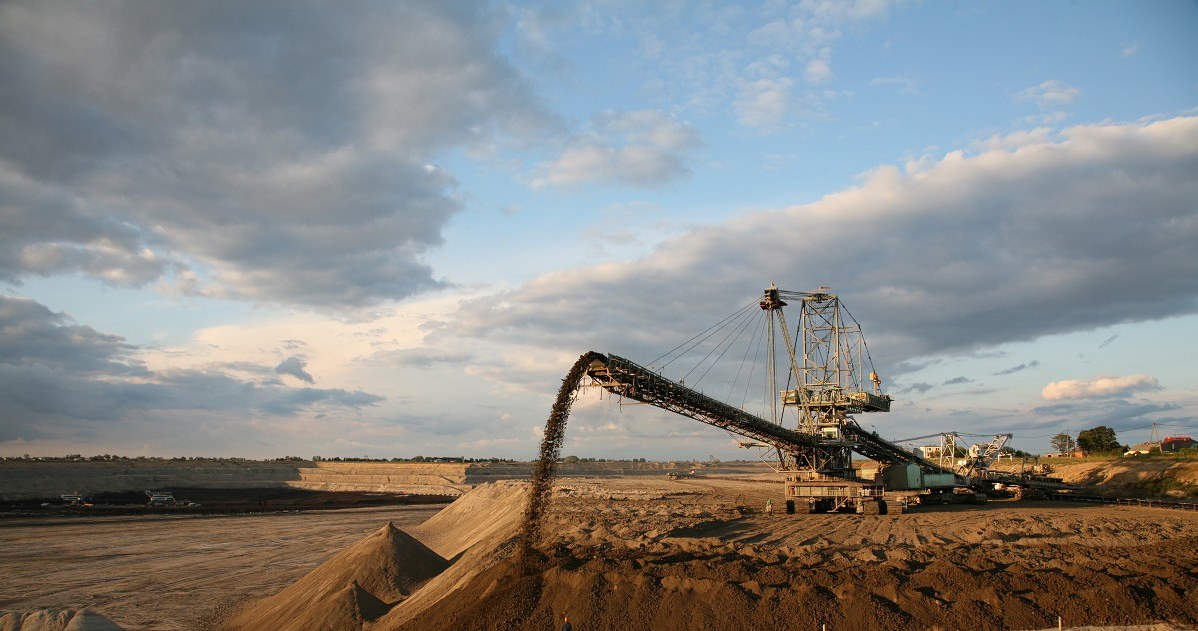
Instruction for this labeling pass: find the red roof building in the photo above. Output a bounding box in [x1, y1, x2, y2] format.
[1161, 436, 1195, 452]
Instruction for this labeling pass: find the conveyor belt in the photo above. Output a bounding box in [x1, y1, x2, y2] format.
[585, 353, 821, 451]
[841, 423, 964, 481]
[1046, 493, 1198, 512]
[585, 352, 963, 481]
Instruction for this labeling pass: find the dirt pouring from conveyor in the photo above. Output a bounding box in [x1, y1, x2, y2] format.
[518, 351, 604, 573]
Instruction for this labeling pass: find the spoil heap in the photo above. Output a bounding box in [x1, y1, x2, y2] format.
[383, 489, 1198, 631]
[220, 522, 447, 631]
[373, 481, 530, 629]
[0, 610, 124, 631]
[214, 352, 1198, 630]
[217, 478, 1198, 631]
[219, 481, 531, 631]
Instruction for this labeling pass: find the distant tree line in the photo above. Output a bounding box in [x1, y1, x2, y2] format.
[1051, 425, 1126, 456]
[0, 454, 261, 462]
[309, 454, 515, 464]
[0, 454, 522, 463]
[561, 456, 649, 463]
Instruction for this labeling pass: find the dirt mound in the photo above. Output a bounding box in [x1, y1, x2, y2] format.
[0, 610, 124, 631]
[373, 476, 1198, 631]
[378, 481, 531, 628]
[1048, 459, 1198, 497]
[211, 474, 1198, 630]
[409, 480, 529, 559]
[993, 458, 1198, 498]
[221, 521, 447, 631]
[389, 530, 1198, 631]
[1031, 626, 1196, 631]
[213, 482, 530, 631]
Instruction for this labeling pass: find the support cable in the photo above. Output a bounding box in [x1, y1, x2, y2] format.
[649, 301, 758, 370]
[686, 305, 760, 386]
[729, 310, 768, 407]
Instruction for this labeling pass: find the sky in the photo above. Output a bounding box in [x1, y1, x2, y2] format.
[2, 0, 1197, 461]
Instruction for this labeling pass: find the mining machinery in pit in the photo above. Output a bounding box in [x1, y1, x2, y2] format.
[583, 285, 1007, 514]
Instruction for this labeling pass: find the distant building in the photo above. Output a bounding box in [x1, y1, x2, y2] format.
[917, 445, 943, 460]
[1127, 442, 1160, 456]
[1162, 436, 1195, 452]
[1042, 451, 1081, 458]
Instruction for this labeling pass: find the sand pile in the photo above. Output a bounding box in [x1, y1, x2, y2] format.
[389, 473, 1198, 631]
[388, 512, 1198, 631]
[375, 481, 531, 628]
[234, 349, 1198, 629]
[217, 481, 531, 631]
[0, 610, 123, 631]
[217, 475, 1198, 631]
[220, 522, 448, 631]
[1047, 460, 1198, 496]
[1029, 627, 1196, 631]
[408, 480, 530, 560]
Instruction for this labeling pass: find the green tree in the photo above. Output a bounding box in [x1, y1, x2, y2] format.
[1050, 432, 1076, 455]
[1077, 426, 1122, 454]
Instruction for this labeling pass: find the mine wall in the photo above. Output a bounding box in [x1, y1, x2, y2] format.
[991, 458, 1198, 498]
[0, 459, 702, 501]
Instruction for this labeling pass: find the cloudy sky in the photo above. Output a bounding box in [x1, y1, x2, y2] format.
[2, 1, 1196, 460]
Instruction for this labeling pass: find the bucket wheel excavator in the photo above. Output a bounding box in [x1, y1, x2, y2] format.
[583, 285, 972, 514]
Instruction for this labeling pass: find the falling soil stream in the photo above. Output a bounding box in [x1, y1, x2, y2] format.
[518, 351, 604, 572]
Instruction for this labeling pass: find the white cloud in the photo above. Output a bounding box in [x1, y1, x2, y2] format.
[966, 128, 1055, 153]
[1017, 80, 1082, 108]
[870, 75, 918, 94]
[800, 0, 895, 21]
[1041, 375, 1162, 401]
[1023, 111, 1071, 126]
[0, 295, 383, 443]
[531, 110, 703, 188]
[805, 48, 834, 84]
[686, 0, 892, 130]
[0, 2, 554, 308]
[735, 77, 797, 128]
[441, 116, 1198, 377]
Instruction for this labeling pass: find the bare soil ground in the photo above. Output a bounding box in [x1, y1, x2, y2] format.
[1016, 458, 1198, 498]
[384, 476, 1198, 631]
[0, 488, 451, 517]
[0, 506, 440, 630]
[4, 473, 1197, 630]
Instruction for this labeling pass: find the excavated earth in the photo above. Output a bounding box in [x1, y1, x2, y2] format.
[995, 458, 1198, 498]
[5, 469, 1196, 631]
[363, 477, 1198, 631]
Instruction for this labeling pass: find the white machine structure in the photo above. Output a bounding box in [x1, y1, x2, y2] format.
[582, 285, 1067, 514]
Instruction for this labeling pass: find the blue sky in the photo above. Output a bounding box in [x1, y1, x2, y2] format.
[2, 0, 1196, 460]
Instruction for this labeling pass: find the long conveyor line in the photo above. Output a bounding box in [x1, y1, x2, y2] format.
[585, 352, 962, 480]
[1045, 493, 1198, 512]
